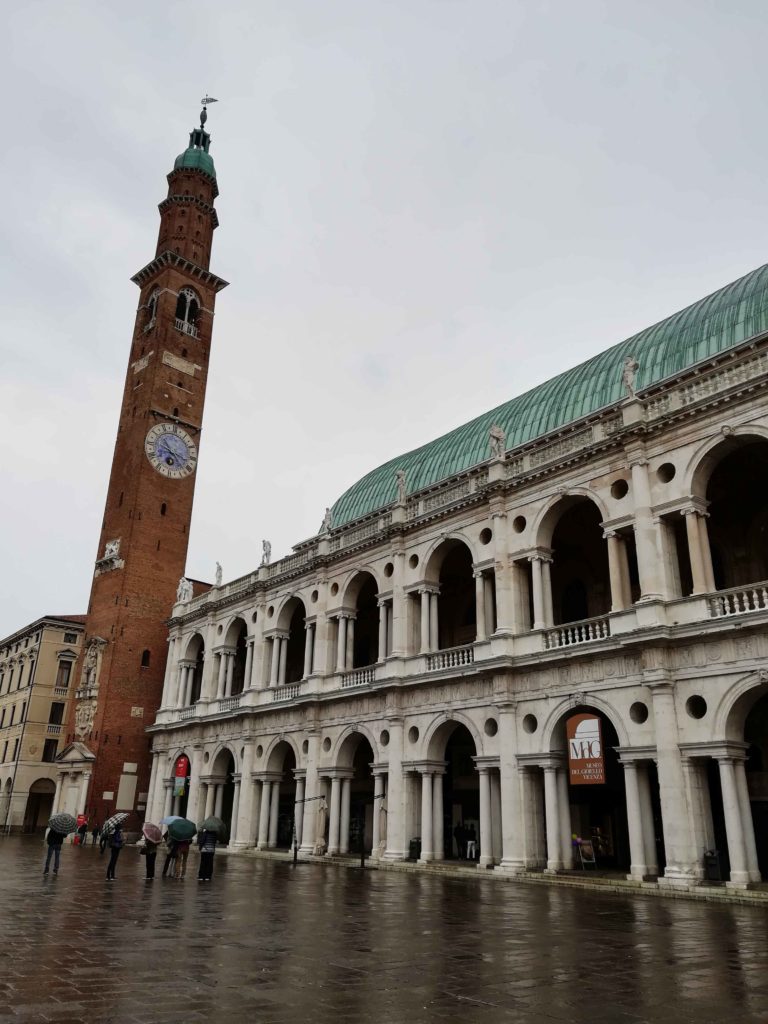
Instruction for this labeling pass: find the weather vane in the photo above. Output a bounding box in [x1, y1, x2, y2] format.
[200, 95, 219, 128]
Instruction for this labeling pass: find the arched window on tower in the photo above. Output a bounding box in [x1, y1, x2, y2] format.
[140, 649, 151, 668]
[175, 287, 200, 337]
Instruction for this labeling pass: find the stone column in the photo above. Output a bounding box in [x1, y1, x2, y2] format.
[372, 773, 384, 857]
[386, 604, 394, 656]
[498, 704, 525, 872]
[174, 662, 186, 707]
[683, 510, 709, 595]
[51, 772, 64, 816]
[339, 777, 351, 854]
[268, 782, 280, 847]
[300, 732, 321, 855]
[257, 781, 271, 849]
[269, 638, 280, 686]
[233, 743, 255, 847]
[478, 767, 493, 868]
[432, 772, 444, 861]
[77, 771, 91, 818]
[718, 756, 750, 886]
[698, 514, 716, 593]
[161, 638, 176, 707]
[230, 781, 241, 841]
[303, 624, 314, 678]
[474, 571, 487, 641]
[336, 616, 348, 672]
[377, 600, 387, 662]
[419, 771, 434, 862]
[185, 746, 205, 825]
[650, 681, 699, 885]
[541, 558, 554, 627]
[484, 574, 495, 634]
[629, 458, 663, 600]
[277, 637, 288, 686]
[294, 775, 305, 847]
[734, 759, 761, 882]
[216, 653, 227, 699]
[543, 766, 562, 873]
[390, 550, 407, 657]
[346, 617, 355, 671]
[637, 764, 659, 875]
[419, 590, 430, 653]
[606, 532, 628, 612]
[623, 760, 649, 880]
[556, 768, 573, 869]
[328, 776, 342, 855]
[225, 653, 235, 697]
[429, 592, 439, 651]
[530, 556, 545, 629]
[490, 770, 503, 863]
[244, 640, 254, 690]
[166, 783, 176, 820]
[384, 718, 406, 861]
[214, 784, 224, 819]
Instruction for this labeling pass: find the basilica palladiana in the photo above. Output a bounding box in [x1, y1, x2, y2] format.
[147, 264, 768, 889]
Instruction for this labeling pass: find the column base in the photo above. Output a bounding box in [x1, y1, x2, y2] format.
[544, 866, 563, 875]
[478, 856, 494, 869]
[726, 875, 752, 889]
[627, 866, 651, 882]
[418, 854, 434, 865]
[228, 841, 252, 851]
[382, 849, 408, 862]
[496, 859, 525, 875]
[658, 870, 701, 889]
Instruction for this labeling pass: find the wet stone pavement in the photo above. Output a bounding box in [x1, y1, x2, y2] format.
[1, 837, 768, 1024]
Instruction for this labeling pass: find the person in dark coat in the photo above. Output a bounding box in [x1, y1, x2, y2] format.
[91, 824, 100, 846]
[143, 838, 158, 881]
[106, 825, 124, 880]
[197, 828, 217, 881]
[77, 821, 88, 847]
[44, 829, 65, 874]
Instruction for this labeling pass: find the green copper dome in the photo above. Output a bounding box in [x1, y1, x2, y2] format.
[174, 146, 216, 179]
[331, 263, 768, 528]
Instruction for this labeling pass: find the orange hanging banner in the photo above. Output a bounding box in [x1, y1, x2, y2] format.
[566, 714, 605, 785]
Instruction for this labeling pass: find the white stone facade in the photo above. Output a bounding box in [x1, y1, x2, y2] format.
[148, 334, 768, 889]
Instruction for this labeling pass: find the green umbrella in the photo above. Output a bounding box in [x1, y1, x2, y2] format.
[200, 816, 227, 838]
[167, 817, 197, 841]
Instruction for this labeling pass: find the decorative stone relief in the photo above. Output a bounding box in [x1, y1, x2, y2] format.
[77, 636, 107, 699]
[74, 699, 97, 738]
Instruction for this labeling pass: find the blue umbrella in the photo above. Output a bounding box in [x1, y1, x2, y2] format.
[160, 815, 183, 825]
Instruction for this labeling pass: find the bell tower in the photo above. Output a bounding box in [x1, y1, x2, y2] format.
[62, 105, 228, 825]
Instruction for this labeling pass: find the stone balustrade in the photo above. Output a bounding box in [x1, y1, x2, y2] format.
[545, 615, 611, 649]
[341, 667, 376, 689]
[709, 581, 768, 618]
[219, 694, 242, 712]
[426, 644, 475, 672]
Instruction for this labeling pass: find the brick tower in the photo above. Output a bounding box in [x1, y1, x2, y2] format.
[60, 105, 227, 825]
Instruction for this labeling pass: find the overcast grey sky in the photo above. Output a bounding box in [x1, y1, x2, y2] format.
[2, 0, 767, 635]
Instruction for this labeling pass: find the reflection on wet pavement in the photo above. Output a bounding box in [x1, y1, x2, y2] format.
[1, 836, 767, 1023]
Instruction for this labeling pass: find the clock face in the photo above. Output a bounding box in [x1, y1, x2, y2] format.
[144, 423, 198, 479]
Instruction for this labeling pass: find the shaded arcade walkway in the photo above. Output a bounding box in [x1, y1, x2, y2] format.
[1, 836, 767, 1024]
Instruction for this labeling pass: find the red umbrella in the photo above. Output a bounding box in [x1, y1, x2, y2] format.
[142, 822, 162, 844]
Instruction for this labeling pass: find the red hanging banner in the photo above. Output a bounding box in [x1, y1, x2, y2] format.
[566, 714, 605, 785]
[174, 755, 190, 797]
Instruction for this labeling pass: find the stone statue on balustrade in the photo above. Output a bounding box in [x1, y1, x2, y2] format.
[488, 423, 506, 460]
[261, 540, 272, 566]
[622, 354, 639, 398]
[215, 562, 223, 587]
[176, 577, 193, 603]
[320, 507, 332, 534]
[395, 469, 407, 504]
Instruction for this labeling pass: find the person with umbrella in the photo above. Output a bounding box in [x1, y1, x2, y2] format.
[197, 816, 224, 881]
[44, 813, 76, 874]
[106, 821, 124, 880]
[141, 823, 162, 881]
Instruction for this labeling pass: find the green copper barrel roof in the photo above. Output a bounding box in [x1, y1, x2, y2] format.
[331, 263, 768, 528]
[174, 147, 216, 179]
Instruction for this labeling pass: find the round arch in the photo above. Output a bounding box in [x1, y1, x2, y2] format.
[222, 615, 248, 647]
[265, 735, 301, 772]
[423, 533, 477, 584]
[424, 712, 484, 761]
[182, 631, 205, 661]
[714, 671, 768, 742]
[541, 694, 630, 751]
[275, 594, 307, 632]
[533, 489, 610, 550]
[340, 568, 381, 609]
[330, 724, 379, 767]
[688, 427, 768, 499]
[210, 744, 238, 776]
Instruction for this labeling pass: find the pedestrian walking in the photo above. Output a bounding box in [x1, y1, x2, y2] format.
[197, 828, 217, 881]
[77, 820, 88, 847]
[142, 838, 158, 881]
[91, 824, 100, 846]
[173, 839, 190, 879]
[161, 833, 177, 877]
[43, 828, 66, 875]
[99, 829, 109, 855]
[106, 824, 124, 880]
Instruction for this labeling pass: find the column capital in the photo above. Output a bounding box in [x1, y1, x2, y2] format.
[418, 584, 439, 595]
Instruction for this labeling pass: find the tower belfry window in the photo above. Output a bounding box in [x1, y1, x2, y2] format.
[175, 287, 200, 337]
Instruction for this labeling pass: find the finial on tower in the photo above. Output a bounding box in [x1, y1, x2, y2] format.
[200, 95, 218, 129]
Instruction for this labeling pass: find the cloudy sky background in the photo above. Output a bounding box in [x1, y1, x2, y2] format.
[2, 0, 767, 634]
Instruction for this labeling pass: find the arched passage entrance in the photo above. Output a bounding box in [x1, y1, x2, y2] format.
[24, 779, 55, 833]
[745, 691, 768, 878]
[171, 753, 191, 818]
[208, 749, 235, 842]
[550, 501, 616, 623]
[328, 733, 375, 855]
[257, 742, 298, 849]
[546, 707, 632, 873]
